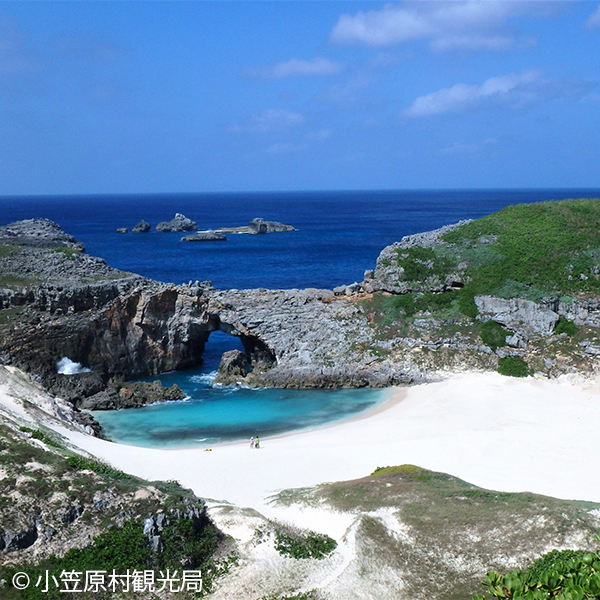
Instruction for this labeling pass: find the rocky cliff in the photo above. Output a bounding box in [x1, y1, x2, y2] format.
[2, 205, 600, 428]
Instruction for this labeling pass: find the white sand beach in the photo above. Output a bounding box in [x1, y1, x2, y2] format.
[35, 371, 600, 518]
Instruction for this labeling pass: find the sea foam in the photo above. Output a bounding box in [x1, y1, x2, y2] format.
[56, 357, 91, 375]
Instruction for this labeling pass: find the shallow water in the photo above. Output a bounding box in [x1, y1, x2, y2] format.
[92, 331, 390, 449]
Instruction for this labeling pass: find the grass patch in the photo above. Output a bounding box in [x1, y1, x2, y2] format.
[52, 246, 81, 260]
[371, 464, 421, 477]
[442, 198, 600, 299]
[65, 455, 131, 478]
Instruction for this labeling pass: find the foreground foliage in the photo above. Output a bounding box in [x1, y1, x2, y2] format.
[474, 548, 600, 600]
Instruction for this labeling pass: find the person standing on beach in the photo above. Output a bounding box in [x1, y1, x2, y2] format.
[255, 436, 260, 449]
[250, 437, 255, 449]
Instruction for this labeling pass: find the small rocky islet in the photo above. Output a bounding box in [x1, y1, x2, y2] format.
[117, 213, 296, 241]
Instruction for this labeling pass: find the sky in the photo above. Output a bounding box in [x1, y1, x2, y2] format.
[0, 0, 599, 195]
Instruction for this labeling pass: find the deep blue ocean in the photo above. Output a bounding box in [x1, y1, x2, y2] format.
[2, 188, 598, 447]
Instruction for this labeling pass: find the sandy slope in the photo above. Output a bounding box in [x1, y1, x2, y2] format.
[32, 371, 600, 520]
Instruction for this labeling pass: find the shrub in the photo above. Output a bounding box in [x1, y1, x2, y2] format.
[275, 529, 337, 560]
[160, 517, 221, 569]
[480, 321, 508, 351]
[474, 548, 600, 599]
[498, 356, 529, 378]
[457, 287, 479, 318]
[554, 316, 578, 336]
[383, 294, 416, 317]
[66, 455, 129, 477]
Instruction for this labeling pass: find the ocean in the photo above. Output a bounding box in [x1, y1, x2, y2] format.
[2, 188, 598, 447]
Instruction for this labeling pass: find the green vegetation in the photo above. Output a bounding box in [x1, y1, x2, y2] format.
[395, 245, 452, 281]
[0, 424, 225, 600]
[272, 466, 600, 600]
[52, 246, 81, 260]
[274, 528, 337, 560]
[65, 454, 131, 478]
[161, 517, 221, 569]
[441, 199, 600, 300]
[474, 548, 600, 600]
[480, 320, 508, 351]
[498, 355, 529, 377]
[555, 316, 579, 337]
[3, 516, 220, 600]
[19, 426, 63, 449]
[371, 464, 421, 476]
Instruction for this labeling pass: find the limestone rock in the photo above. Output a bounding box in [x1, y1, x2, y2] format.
[181, 231, 227, 242]
[132, 220, 151, 233]
[213, 349, 248, 385]
[475, 295, 559, 338]
[248, 217, 296, 234]
[0, 218, 85, 251]
[156, 213, 198, 232]
[116, 228, 128, 234]
[370, 221, 471, 294]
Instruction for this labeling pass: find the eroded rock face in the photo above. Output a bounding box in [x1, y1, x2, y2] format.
[0, 218, 85, 251]
[132, 220, 151, 233]
[213, 349, 248, 385]
[475, 296, 560, 338]
[248, 217, 296, 234]
[156, 213, 198, 232]
[370, 221, 470, 294]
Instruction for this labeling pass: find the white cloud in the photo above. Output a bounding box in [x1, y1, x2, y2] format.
[586, 5, 600, 29]
[404, 70, 591, 117]
[330, 1, 540, 52]
[231, 109, 305, 133]
[243, 57, 344, 79]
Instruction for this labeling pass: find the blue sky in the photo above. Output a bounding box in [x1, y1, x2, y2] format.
[1, 1, 599, 195]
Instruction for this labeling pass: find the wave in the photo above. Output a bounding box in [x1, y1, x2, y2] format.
[56, 357, 91, 375]
[189, 370, 218, 385]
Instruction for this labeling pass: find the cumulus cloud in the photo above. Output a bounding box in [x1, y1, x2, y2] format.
[586, 5, 600, 29]
[404, 70, 592, 117]
[231, 108, 305, 133]
[243, 57, 344, 79]
[330, 1, 540, 51]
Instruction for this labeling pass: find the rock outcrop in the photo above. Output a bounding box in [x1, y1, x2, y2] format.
[0, 218, 85, 251]
[215, 217, 296, 235]
[181, 231, 227, 242]
[368, 221, 470, 294]
[156, 213, 198, 232]
[213, 349, 248, 385]
[475, 296, 560, 338]
[116, 227, 128, 234]
[132, 220, 151, 233]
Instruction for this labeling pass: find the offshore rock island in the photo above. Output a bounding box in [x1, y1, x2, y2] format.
[1, 199, 600, 424]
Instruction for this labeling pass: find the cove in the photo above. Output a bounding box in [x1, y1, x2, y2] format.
[92, 331, 391, 449]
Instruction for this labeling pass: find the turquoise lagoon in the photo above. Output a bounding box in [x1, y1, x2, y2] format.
[93, 331, 391, 449]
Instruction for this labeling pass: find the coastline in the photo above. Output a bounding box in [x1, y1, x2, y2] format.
[45, 371, 600, 517]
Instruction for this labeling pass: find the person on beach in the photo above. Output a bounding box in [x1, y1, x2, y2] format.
[255, 436, 260, 449]
[250, 437, 255, 449]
